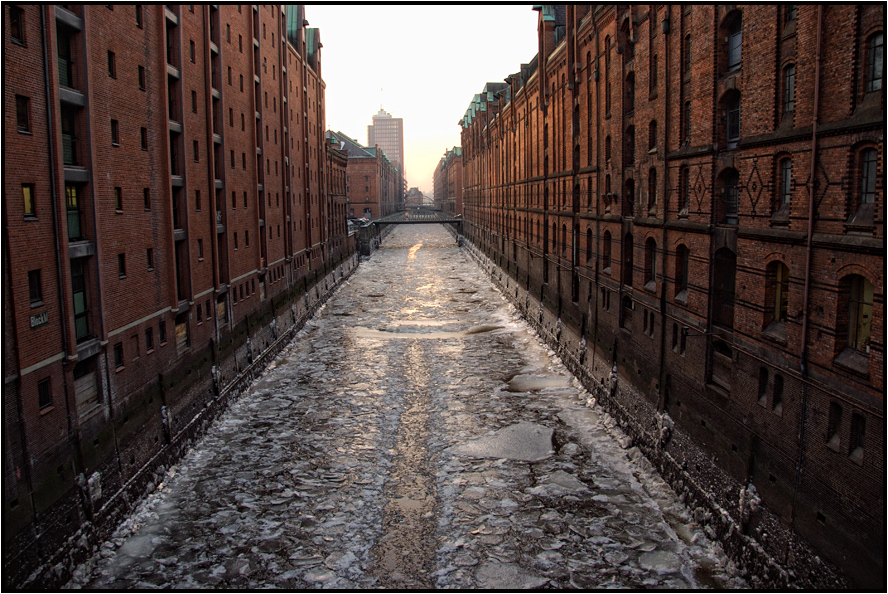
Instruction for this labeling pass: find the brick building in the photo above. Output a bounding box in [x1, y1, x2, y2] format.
[433, 146, 463, 216]
[3, 4, 352, 586]
[459, 4, 883, 589]
[326, 130, 403, 220]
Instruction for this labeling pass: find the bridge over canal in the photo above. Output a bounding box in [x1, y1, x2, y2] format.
[355, 209, 463, 255]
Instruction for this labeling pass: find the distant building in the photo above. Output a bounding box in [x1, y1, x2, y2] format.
[404, 187, 428, 208]
[326, 131, 402, 219]
[433, 147, 463, 217]
[367, 108, 405, 180]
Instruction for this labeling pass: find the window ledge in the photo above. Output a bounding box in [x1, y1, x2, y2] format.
[24, 216, 38, 221]
[675, 291, 688, 305]
[18, 129, 32, 135]
[30, 301, 45, 310]
[39, 406, 55, 416]
[826, 435, 841, 453]
[833, 348, 869, 376]
[644, 281, 656, 293]
[849, 447, 864, 466]
[762, 322, 787, 344]
[115, 366, 125, 373]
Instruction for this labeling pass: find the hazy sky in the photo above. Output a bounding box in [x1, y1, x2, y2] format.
[306, 4, 540, 195]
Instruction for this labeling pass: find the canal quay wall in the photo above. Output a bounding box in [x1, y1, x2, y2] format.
[15, 254, 360, 590]
[456, 228, 848, 591]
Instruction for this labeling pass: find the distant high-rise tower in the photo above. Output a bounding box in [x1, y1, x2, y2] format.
[367, 108, 405, 179]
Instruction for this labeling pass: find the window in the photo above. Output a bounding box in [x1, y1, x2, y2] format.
[108, 50, 116, 78]
[190, 40, 195, 63]
[141, 127, 148, 150]
[231, 191, 236, 209]
[16, 95, 30, 132]
[844, 275, 873, 355]
[644, 238, 657, 290]
[586, 228, 593, 264]
[721, 169, 740, 225]
[679, 166, 690, 215]
[144, 188, 151, 210]
[727, 14, 743, 71]
[22, 184, 35, 217]
[38, 378, 52, 410]
[866, 32, 883, 93]
[114, 342, 124, 369]
[683, 101, 691, 145]
[765, 261, 790, 329]
[28, 270, 42, 304]
[114, 187, 123, 210]
[784, 5, 797, 22]
[240, 74, 244, 92]
[778, 158, 792, 213]
[622, 233, 634, 287]
[138, 65, 146, 90]
[826, 402, 842, 451]
[783, 64, 796, 114]
[675, 244, 689, 300]
[772, 375, 784, 415]
[605, 135, 612, 162]
[197, 302, 202, 323]
[849, 413, 865, 464]
[195, 189, 201, 211]
[650, 54, 658, 95]
[713, 248, 737, 328]
[111, 119, 120, 145]
[683, 35, 691, 77]
[245, 230, 249, 247]
[726, 94, 741, 148]
[198, 238, 203, 259]
[159, 320, 167, 344]
[648, 168, 657, 213]
[146, 327, 154, 352]
[849, 147, 878, 227]
[118, 253, 126, 278]
[757, 367, 769, 405]
[135, 5, 143, 28]
[602, 230, 612, 272]
[71, 259, 89, 341]
[10, 5, 24, 45]
[234, 232, 238, 250]
[228, 66, 232, 85]
[193, 140, 199, 162]
[230, 150, 235, 168]
[192, 90, 197, 113]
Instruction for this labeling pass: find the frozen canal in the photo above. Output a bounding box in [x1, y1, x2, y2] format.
[68, 225, 745, 590]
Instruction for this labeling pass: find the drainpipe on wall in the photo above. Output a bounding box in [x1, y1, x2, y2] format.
[656, 5, 672, 413]
[790, 2, 823, 536]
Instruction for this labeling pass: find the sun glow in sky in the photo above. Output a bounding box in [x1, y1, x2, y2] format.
[306, 4, 540, 195]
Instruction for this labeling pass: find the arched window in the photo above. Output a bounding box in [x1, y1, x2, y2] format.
[602, 230, 612, 272]
[586, 228, 594, 263]
[644, 237, 657, 290]
[552, 221, 558, 252]
[866, 31, 884, 92]
[683, 34, 691, 78]
[605, 135, 612, 162]
[649, 120, 657, 151]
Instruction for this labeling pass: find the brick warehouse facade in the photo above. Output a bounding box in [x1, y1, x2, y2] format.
[433, 146, 464, 217]
[459, 4, 883, 590]
[326, 130, 403, 220]
[3, 5, 356, 588]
